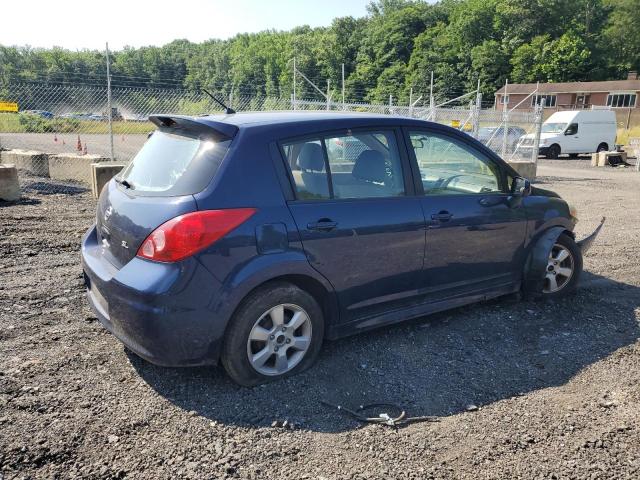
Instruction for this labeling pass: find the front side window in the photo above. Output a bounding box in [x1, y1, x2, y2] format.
[409, 131, 502, 195]
[282, 129, 404, 200]
[565, 123, 579, 135]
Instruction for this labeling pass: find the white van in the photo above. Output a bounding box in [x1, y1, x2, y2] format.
[521, 110, 617, 159]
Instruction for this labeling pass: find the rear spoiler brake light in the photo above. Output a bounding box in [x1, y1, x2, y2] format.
[149, 115, 238, 141]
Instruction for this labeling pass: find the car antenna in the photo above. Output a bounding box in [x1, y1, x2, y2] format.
[201, 88, 236, 114]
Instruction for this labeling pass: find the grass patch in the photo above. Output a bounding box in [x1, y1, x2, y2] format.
[0, 112, 153, 135]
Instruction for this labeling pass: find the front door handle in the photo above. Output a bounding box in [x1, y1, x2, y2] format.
[431, 211, 453, 222]
[307, 220, 338, 231]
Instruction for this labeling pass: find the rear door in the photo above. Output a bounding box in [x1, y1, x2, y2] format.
[281, 128, 426, 323]
[405, 128, 528, 300]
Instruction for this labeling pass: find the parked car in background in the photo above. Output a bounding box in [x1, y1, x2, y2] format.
[59, 112, 94, 120]
[82, 112, 601, 386]
[22, 109, 54, 119]
[477, 126, 527, 151]
[520, 110, 617, 159]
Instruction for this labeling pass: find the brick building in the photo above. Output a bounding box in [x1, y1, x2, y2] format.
[494, 72, 640, 111]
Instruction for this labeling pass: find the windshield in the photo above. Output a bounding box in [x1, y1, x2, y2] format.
[541, 122, 567, 134]
[117, 129, 231, 196]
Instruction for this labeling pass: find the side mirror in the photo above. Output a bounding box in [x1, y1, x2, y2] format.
[512, 176, 531, 197]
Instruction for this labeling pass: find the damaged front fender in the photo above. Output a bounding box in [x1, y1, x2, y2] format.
[523, 218, 605, 295]
[577, 217, 606, 254]
[523, 226, 567, 294]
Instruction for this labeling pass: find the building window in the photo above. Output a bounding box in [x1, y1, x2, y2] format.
[606, 92, 637, 108]
[500, 95, 509, 104]
[532, 94, 557, 107]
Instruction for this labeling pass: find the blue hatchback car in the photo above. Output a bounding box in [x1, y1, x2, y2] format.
[82, 112, 601, 386]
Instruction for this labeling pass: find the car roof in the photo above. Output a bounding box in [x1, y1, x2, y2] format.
[181, 111, 437, 133]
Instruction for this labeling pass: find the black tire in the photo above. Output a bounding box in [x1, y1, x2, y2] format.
[539, 233, 583, 300]
[221, 281, 324, 386]
[597, 143, 608, 153]
[546, 144, 561, 159]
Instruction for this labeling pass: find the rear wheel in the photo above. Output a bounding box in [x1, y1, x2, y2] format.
[546, 144, 561, 159]
[221, 282, 324, 386]
[539, 234, 582, 299]
[597, 143, 609, 153]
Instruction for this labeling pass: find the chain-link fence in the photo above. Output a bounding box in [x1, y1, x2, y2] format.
[0, 81, 542, 196]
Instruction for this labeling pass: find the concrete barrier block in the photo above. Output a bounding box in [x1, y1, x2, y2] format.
[0, 149, 49, 176]
[507, 161, 537, 180]
[48, 153, 109, 185]
[0, 164, 21, 201]
[91, 162, 125, 198]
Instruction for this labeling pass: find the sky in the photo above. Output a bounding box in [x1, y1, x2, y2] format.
[0, 0, 372, 51]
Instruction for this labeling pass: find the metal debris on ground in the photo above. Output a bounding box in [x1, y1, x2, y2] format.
[320, 400, 440, 428]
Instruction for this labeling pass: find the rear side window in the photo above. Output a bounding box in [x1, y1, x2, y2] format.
[118, 129, 231, 196]
[281, 129, 404, 200]
[281, 140, 331, 200]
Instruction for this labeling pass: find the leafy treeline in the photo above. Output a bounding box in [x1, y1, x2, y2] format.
[1, 0, 638, 104]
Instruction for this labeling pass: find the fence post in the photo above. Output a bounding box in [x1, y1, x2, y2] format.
[532, 99, 545, 163]
[327, 80, 331, 111]
[105, 42, 114, 161]
[473, 93, 482, 139]
[501, 79, 509, 159]
[429, 72, 436, 122]
[472, 79, 482, 139]
[341, 63, 345, 111]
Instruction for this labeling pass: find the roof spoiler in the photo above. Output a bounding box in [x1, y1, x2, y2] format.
[149, 115, 238, 141]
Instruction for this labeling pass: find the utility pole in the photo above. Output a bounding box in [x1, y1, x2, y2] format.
[292, 57, 297, 110]
[105, 42, 114, 161]
[341, 63, 345, 110]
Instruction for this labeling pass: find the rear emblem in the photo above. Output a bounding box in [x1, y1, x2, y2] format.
[121, 240, 129, 249]
[104, 206, 113, 222]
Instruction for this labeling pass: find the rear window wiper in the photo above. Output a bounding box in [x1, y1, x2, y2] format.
[115, 177, 134, 189]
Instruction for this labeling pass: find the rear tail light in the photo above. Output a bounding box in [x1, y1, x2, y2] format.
[137, 208, 256, 263]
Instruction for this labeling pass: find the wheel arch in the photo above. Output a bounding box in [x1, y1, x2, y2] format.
[523, 225, 574, 294]
[214, 257, 339, 353]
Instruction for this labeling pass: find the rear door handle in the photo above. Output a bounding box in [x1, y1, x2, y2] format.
[307, 220, 338, 231]
[431, 211, 453, 222]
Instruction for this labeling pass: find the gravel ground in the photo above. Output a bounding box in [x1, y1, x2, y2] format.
[1, 161, 639, 479]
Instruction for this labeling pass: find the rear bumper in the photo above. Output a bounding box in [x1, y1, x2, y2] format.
[81, 225, 226, 367]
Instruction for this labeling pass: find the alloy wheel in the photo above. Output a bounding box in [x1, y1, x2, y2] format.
[543, 243, 574, 293]
[246, 303, 312, 376]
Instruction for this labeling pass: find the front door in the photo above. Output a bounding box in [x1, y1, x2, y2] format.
[281, 128, 426, 322]
[405, 129, 528, 300]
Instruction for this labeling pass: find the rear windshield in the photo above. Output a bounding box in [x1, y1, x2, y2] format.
[117, 129, 231, 196]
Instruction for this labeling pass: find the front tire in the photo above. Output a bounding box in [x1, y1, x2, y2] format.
[539, 233, 583, 299]
[546, 144, 561, 159]
[221, 282, 324, 386]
